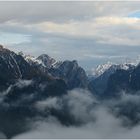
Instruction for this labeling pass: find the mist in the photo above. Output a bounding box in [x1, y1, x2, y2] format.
[9, 88, 140, 139]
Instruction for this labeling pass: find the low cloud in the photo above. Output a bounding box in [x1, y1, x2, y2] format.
[0, 79, 33, 104]
[15, 79, 33, 88]
[0, 132, 7, 139]
[36, 97, 62, 112]
[10, 89, 140, 139]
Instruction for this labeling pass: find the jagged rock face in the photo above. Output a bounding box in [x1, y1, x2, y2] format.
[0, 46, 67, 96]
[23, 54, 60, 74]
[0, 48, 28, 89]
[88, 65, 119, 96]
[88, 63, 136, 96]
[37, 54, 56, 68]
[89, 61, 137, 79]
[0, 47, 46, 90]
[130, 64, 140, 90]
[104, 64, 140, 98]
[0, 48, 22, 79]
[22, 53, 88, 90]
[49, 60, 88, 89]
[104, 69, 130, 98]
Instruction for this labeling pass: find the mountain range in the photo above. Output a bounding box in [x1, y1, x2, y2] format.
[1, 44, 140, 100]
[1, 44, 140, 138]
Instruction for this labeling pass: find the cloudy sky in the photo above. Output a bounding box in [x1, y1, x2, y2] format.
[1, 1, 140, 69]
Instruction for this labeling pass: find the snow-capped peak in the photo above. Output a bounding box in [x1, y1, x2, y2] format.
[88, 59, 140, 78]
[18, 51, 61, 69]
[90, 61, 113, 77]
[37, 54, 58, 68]
[19, 52, 43, 66]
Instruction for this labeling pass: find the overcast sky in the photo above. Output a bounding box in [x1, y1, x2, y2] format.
[1, 1, 140, 69]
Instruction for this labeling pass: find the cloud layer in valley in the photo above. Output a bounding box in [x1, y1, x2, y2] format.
[1, 81, 140, 139]
[11, 89, 140, 139]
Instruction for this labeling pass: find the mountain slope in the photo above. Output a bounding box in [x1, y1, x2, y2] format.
[0, 45, 67, 97]
[88, 62, 136, 96]
[104, 63, 140, 98]
[23, 53, 88, 90]
[48, 60, 88, 89]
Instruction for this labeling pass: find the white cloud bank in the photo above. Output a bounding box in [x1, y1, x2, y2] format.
[12, 89, 140, 139]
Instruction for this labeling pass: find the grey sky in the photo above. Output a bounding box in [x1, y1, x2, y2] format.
[1, 1, 140, 69]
